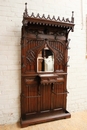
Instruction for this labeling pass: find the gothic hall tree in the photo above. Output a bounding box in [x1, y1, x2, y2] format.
[20, 3, 75, 128]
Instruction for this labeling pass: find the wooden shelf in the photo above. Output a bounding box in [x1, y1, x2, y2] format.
[21, 109, 71, 128]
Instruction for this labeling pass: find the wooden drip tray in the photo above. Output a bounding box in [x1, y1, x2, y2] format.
[20, 109, 71, 128]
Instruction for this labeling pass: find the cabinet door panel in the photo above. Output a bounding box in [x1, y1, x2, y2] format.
[53, 82, 65, 109]
[27, 85, 38, 113]
[40, 85, 51, 111]
[21, 84, 38, 117]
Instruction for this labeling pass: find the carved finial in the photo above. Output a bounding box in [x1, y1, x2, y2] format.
[23, 3, 28, 17]
[42, 14, 46, 19]
[36, 13, 40, 18]
[71, 11, 74, 23]
[31, 12, 35, 18]
[72, 11, 74, 17]
[62, 17, 65, 22]
[25, 3, 27, 13]
[66, 18, 70, 23]
[47, 15, 51, 20]
[52, 15, 56, 20]
[57, 16, 61, 21]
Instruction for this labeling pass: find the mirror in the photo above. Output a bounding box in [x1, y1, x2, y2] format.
[37, 45, 54, 72]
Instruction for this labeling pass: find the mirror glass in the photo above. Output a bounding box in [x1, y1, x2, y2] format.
[37, 45, 54, 72]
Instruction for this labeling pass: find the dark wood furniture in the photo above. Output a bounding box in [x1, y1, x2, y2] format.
[20, 3, 75, 128]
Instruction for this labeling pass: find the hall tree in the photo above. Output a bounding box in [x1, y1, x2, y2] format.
[20, 3, 75, 128]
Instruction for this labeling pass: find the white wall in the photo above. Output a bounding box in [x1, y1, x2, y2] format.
[0, 0, 87, 124]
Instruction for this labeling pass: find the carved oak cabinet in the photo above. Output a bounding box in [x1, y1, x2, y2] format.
[20, 3, 74, 128]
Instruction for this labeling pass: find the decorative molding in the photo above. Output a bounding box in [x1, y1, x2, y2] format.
[23, 4, 74, 24]
[22, 3, 75, 32]
[24, 27, 67, 41]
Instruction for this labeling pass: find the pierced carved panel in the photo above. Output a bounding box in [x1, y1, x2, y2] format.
[24, 40, 45, 72]
[49, 41, 65, 64]
[26, 50, 35, 63]
[56, 51, 64, 65]
[26, 40, 44, 63]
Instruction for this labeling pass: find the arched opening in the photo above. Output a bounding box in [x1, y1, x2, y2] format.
[37, 44, 54, 72]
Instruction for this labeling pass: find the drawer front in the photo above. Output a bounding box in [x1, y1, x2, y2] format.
[25, 78, 37, 85]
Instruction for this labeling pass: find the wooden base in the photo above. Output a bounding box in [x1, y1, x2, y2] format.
[20, 109, 71, 128]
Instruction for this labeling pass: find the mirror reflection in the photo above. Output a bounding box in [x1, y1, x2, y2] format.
[37, 44, 54, 72]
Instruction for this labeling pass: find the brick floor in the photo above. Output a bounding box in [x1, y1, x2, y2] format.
[0, 110, 87, 130]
